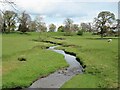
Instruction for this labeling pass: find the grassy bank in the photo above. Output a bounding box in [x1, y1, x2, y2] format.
[62, 37, 118, 88]
[39, 32, 118, 88]
[2, 32, 68, 88]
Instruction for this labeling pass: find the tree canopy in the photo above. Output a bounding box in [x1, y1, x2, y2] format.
[18, 11, 31, 33]
[49, 23, 56, 32]
[94, 11, 115, 38]
[2, 10, 17, 33]
[64, 18, 74, 35]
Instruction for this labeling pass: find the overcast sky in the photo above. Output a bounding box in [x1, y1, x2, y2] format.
[0, 0, 119, 26]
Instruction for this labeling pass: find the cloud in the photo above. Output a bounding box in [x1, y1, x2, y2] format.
[0, 0, 118, 26]
[13, 1, 89, 18]
[13, 1, 117, 17]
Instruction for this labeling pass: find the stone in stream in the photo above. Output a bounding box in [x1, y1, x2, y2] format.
[58, 70, 68, 75]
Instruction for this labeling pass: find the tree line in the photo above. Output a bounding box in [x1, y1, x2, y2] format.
[0, 10, 119, 38]
[0, 10, 57, 33]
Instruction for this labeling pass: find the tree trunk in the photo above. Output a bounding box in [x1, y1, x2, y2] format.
[100, 28, 104, 39]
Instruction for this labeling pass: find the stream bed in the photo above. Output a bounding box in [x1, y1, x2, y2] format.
[29, 46, 83, 88]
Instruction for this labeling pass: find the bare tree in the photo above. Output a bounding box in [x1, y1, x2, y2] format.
[49, 23, 56, 32]
[35, 16, 47, 32]
[64, 18, 73, 35]
[0, 0, 20, 33]
[37, 22, 47, 32]
[72, 24, 79, 32]
[18, 11, 31, 33]
[1, 10, 17, 33]
[81, 23, 92, 32]
[28, 21, 37, 32]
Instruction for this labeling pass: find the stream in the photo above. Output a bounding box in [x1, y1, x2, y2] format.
[29, 46, 83, 88]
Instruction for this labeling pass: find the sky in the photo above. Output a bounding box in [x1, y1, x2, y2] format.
[0, 0, 119, 27]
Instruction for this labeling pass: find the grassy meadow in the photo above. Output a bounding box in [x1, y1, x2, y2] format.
[2, 32, 118, 88]
[0, 34, 2, 89]
[60, 36, 118, 88]
[2, 32, 68, 88]
[40, 32, 118, 88]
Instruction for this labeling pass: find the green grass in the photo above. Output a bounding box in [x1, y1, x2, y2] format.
[2, 32, 68, 88]
[61, 74, 103, 88]
[0, 34, 2, 89]
[2, 32, 118, 88]
[39, 32, 118, 88]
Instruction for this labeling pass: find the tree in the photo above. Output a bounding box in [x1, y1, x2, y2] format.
[72, 24, 79, 32]
[28, 21, 37, 32]
[37, 22, 47, 32]
[81, 23, 92, 32]
[88, 23, 92, 32]
[2, 10, 17, 33]
[81, 23, 87, 32]
[18, 11, 31, 33]
[64, 18, 73, 35]
[92, 20, 100, 33]
[0, 13, 3, 32]
[94, 11, 115, 38]
[57, 25, 64, 32]
[117, 19, 120, 36]
[49, 23, 56, 32]
[116, 19, 120, 30]
[35, 16, 47, 32]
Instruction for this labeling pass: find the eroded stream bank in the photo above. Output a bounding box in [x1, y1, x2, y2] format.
[29, 46, 83, 88]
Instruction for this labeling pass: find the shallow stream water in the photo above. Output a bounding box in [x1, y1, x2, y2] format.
[29, 46, 83, 88]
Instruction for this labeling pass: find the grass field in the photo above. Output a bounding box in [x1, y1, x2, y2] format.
[39, 32, 118, 88]
[2, 32, 118, 88]
[2, 32, 68, 88]
[0, 34, 2, 89]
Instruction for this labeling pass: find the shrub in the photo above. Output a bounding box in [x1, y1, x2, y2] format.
[77, 30, 83, 36]
[64, 32, 74, 36]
